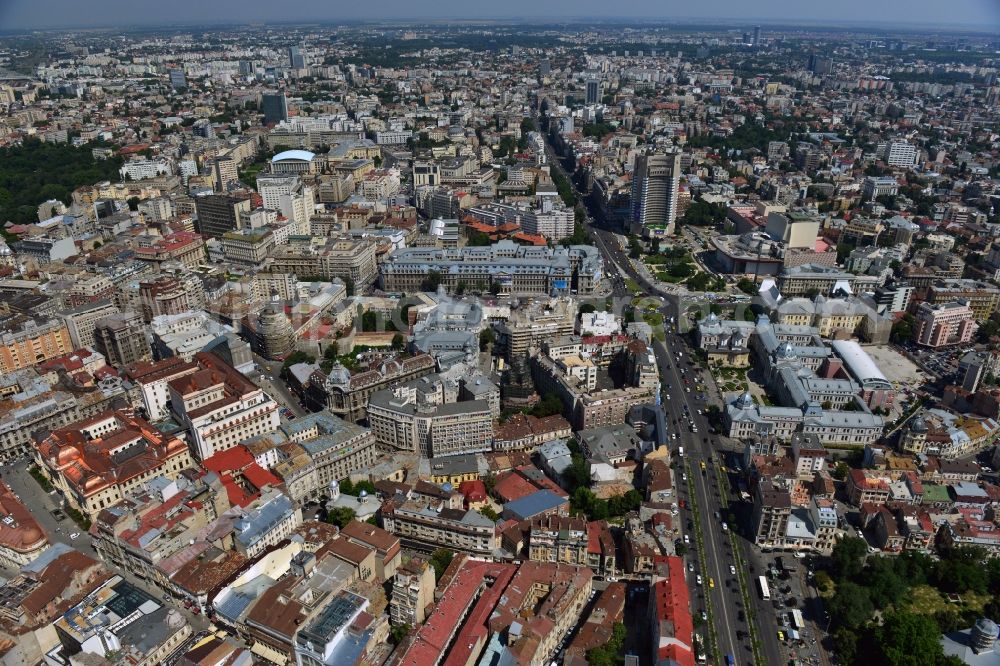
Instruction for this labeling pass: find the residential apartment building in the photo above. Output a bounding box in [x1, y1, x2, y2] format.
[34, 409, 195, 518]
[926, 279, 1000, 322]
[137, 275, 206, 322]
[751, 478, 792, 549]
[389, 558, 436, 626]
[0, 318, 72, 373]
[93, 311, 152, 368]
[193, 192, 252, 239]
[528, 515, 589, 565]
[497, 297, 577, 359]
[381, 498, 497, 557]
[915, 300, 978, 348]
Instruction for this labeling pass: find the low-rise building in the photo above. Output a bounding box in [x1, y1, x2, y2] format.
[381, 498, 497, 558]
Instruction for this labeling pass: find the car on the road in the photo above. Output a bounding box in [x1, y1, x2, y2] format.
[709, 577, 715, 589]
[701, 610, 708, 621]
[696, 575, 703, 586]
[688, 562, 694, 572]
[684, 534, 690, 545]
[721, 522, 728, 532]
[69, 532, 80, 540]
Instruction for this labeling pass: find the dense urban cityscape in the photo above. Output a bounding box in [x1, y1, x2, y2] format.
[0, 7, 999, 666]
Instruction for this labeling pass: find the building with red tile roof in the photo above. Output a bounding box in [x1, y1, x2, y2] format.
[202, 444, 281, 508]
[34, 408, 195, 518]
[0, 481, 49, 568]
[651, 556, 695, 666]
[166, 352, 280, 461]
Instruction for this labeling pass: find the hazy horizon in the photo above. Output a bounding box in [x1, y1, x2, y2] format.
[2, 0, 1000, 32]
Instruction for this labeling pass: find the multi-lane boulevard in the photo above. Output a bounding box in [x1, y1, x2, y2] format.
[536, 107, 786, 666]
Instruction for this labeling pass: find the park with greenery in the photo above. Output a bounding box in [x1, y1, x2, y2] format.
[818, 536, 1000, 666]
[0, 138, 123, 230]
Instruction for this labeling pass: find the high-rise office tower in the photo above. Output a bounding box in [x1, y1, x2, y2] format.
[261, 92, 288, 125]
[168, 68, 187, 90]
[238, 60, 256, 77]
[753, 26, 762, 47]
[631, 152, 682, 236]
[539, 59, 551, 77]
[586, 79, 601, 105]
[808, 54, 834, 75]
[288, 45, 305, 69]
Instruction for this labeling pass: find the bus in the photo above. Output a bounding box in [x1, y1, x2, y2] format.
[790, 609, 805, 630]
[758, 575, 771, 600]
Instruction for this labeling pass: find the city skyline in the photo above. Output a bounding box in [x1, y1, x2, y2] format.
[2, 0, 1000, 31]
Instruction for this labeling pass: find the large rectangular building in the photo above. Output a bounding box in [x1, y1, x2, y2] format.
[379, 240, 603, 297]
[167, 352, 280, 460]
[34, 409, 195, 518]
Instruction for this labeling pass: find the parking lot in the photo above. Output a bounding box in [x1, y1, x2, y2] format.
[747, 549, 830, 666]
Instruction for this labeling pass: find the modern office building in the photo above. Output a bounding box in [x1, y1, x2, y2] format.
[194, 192, 252, 238]
[367, 385, 493, 458]
[168, 68, 187, 89]
[261, 92, 289, 125]
[586, 79, 601, 104]
[93, 311, 152, 368]
[631, 152, 682, 236]
[288, 45, 305, 69]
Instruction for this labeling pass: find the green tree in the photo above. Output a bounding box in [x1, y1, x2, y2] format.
[429, 549, 455, 580]
[736, 277, 756, 294]
[871, 611, 953, 666]
[827, 581, 873, 630]
[831, 536, 868, 579]
[480, 506, 500, 521]
[392, 333, 405, 350]
[479, 327, 495, 351]
[586, 623, 626, 666]
[326, 506, 357, 528]
[832, 462, 850, 480]
[891, 314, 916, 344]
[389, 623, 411, 644]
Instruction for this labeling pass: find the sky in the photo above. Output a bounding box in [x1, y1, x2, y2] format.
[1, 0, 999, 31]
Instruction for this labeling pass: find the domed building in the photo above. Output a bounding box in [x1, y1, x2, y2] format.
[900, 413, 934, 455]
[0, 481, 50, 568]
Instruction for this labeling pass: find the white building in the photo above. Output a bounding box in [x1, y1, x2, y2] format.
[166, 352, 280, 460]
[120, 158, 172, 181]
[579, 311, 621, 337]
[879, 141, 919, 168]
